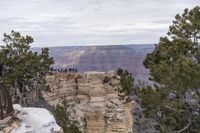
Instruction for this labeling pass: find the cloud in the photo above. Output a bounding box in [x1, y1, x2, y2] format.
[0, 0, 199, 47]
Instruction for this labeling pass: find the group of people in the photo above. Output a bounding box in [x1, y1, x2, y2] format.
[50, 67, 78, 73]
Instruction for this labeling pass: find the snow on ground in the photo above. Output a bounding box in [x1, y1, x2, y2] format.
[11, 104, 61, 133]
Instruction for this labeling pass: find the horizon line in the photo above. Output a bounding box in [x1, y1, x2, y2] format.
[31, 43, 155, 48]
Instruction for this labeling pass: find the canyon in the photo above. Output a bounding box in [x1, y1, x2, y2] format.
[32, 44, 154, 82]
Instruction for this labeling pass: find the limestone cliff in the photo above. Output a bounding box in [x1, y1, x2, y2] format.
[43, 71, 133, 133]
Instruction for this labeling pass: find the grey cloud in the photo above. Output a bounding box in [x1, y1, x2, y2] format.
[0, 0, 199, 47]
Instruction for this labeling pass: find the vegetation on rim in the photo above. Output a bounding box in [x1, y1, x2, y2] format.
[130, 6, 200, 132]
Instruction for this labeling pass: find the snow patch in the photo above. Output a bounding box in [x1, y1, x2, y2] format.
[11, 104, 61, 133]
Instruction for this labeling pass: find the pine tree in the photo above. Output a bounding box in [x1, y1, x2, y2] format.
[54, 100, 81, 133]
[116, 68, 134, 103]
[0, 31, 54, 105]
[134, 6, 200, 132]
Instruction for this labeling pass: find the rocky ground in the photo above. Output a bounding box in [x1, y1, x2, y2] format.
[0, 71, 134, 133]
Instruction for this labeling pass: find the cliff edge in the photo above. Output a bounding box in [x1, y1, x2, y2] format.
[43, 71, 133, 133]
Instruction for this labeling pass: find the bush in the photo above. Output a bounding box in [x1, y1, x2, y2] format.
[53, 101, 81, 133]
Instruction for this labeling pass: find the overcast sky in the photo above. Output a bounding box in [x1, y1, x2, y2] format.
[0, 0, 199, 47]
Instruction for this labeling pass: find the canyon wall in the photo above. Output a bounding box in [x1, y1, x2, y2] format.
[43, 71, 133, 133]
[32, 44, 154, 82]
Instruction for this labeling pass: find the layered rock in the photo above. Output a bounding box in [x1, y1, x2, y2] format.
[32, 44, 154, 82]
[43, 71, 133, 133]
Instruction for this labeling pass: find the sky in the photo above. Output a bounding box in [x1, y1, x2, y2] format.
[0, 0, 199, 47]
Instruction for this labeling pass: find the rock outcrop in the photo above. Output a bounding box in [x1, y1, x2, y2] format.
[43, 71, 133, 133]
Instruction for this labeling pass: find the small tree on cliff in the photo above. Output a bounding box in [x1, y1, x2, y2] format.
[116, 68, 134, 103]
[132, 6, 200, 132]
[54, 100, 81, 133]
[0, 30, 54, 105]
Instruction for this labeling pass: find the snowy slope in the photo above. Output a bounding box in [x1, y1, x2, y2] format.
[11, 104, 61, 133]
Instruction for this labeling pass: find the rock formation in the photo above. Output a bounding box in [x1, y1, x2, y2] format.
[43, 71, 133, 133]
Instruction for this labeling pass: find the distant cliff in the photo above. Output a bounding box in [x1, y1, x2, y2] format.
[43, 72, 133, 133]
[32, 44, 154, 82]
